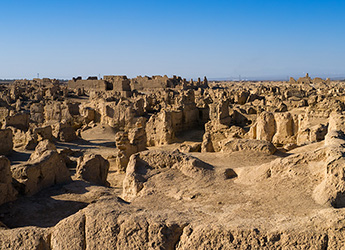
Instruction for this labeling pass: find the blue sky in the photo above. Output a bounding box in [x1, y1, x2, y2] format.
[0, 0, 344, 80]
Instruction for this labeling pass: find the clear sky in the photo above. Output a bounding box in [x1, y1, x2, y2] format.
[1, 0, 344, 80]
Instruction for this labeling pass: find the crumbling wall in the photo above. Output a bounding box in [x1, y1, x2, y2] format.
[68, 79, 108, 91]
[103, 75, 131, 91]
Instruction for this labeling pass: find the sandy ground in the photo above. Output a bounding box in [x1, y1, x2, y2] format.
[0, 125, 335, 233]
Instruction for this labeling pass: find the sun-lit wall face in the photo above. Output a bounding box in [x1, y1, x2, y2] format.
[1, 0, 344, 80]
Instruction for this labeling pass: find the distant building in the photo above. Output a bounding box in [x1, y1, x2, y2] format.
[68, 75, 209, 93]
[289, 73, 330, 85]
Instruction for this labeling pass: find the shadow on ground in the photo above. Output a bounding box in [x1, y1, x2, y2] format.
[0, 181, 91, 228]
[7, 151, 31, 165]
[56, 138, 116, 151]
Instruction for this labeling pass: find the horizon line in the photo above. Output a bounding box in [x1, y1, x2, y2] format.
[0, 74, 345, 82]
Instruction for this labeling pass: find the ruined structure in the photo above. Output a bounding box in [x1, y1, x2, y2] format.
[68, 75, 208, 94]
[68, 76, 111, 91]
[103, 75, 131, 92]
[290, 73, 331, 86]
[1, 74, 345, 249]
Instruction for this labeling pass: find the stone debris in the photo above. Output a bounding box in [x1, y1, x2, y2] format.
[11, 143, 71, 195]
[75, 154, 109, 185]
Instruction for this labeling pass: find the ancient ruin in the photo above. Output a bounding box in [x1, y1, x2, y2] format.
[1, 74, 345, 249]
